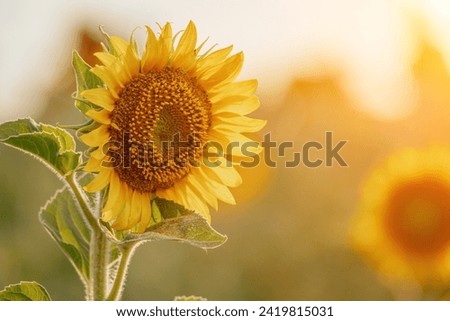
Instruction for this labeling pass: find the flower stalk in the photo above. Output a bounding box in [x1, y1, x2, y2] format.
[90, 230, 110, 300]
[66, 173, 97, 231]
[107, 243, 138, 301]
[66, 173, 111, 300]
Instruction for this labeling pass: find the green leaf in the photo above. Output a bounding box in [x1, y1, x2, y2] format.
[39, 186, 91, 284]
[153, 197, 184, 219]
[38, 174, 120, 284]
[100, 198, 227, 250]
[72, 51, 104, 114]
[0, 118, 39, 138]
[0, 118, 81, 176]
[0, 281, 51, 301]
[40, 124, 76, 151]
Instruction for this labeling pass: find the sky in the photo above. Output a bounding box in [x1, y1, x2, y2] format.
[1, 0, 450, 121]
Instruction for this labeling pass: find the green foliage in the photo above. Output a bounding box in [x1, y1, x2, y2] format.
[100, 198, 227, 250]
[39, 187, 91, 284]
[40, 124, 77, 150]
[0, 111, 228, 302]
[0, 118, 39, 137]
[0, 118, 81, 176]
[38, 174, 121, 287]
[72, 51, 103, 114]
[0, 282, 51, 301]
[153, 197, 185, 219]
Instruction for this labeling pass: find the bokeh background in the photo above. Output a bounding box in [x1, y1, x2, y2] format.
[1, 0, 450, 300]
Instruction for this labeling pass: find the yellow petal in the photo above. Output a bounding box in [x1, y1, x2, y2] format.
[204, 164, 242, 187]
[141, 26, 159, 73]
[101, 209, 115, 223]
[123, 43, 140, 78]
[199, 52, 244, 90]
[136, 195, 152, 233]
[196, 45, 233, 75]
[212, 115, 266, 133]
[195, 36, 210, 54]
[184, 184, 210, 220]
[208, 129, 262, 157]
[209, 79, 258, 102]
[156, 186, 177, 203]
[94, 52, 117, 67]
[197, 167, 236, 205]
[170, 184, 193, 213]
[155, 23, 173, 69]
[187, 174, 218, 210]
[112, 186, 132, 230]
[84, 167, 112, 193]
[160, 183, 209, 218]
[86, 109, 111, 124]
[169, 185, 188, 209]
[212, 95, 260, 115]
[90, 147, 106, 160]
[90, 66, 120, 98]
[127, 190, 143, 228]
[206, 132, 229, 153]
[80, 125, 109, 147]
[81, 88, 115, 111]
[110, 35, 129, 57]
[108, 62, 130, 88]
[172, 21, 197, 69]
[84, 156, 102, 172]
[103, 171, 122, 213]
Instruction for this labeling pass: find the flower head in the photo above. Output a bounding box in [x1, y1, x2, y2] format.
[351, 146, 450, 285]
[79, 21, 265, 233]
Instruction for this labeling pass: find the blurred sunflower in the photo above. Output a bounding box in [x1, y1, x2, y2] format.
[351, 146, 450, 286]
[79, 21, 265, 233]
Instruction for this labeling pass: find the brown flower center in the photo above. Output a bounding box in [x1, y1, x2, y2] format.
[109, 67, 211, 192]
[384, 177, 450, 258]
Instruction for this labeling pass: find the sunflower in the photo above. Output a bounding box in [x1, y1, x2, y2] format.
[351, 146, 450, 286]
[79, 21, 265, 233]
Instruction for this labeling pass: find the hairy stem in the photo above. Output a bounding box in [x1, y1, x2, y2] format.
[66, 173, 98, 231]
[107, 243, 138, 301]
[66, 173, 110, 300]
[90, 230, 110, 300]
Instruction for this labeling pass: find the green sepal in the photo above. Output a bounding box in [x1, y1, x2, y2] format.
[72, 50, 104, 115]
[98, 26, 115, 55]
